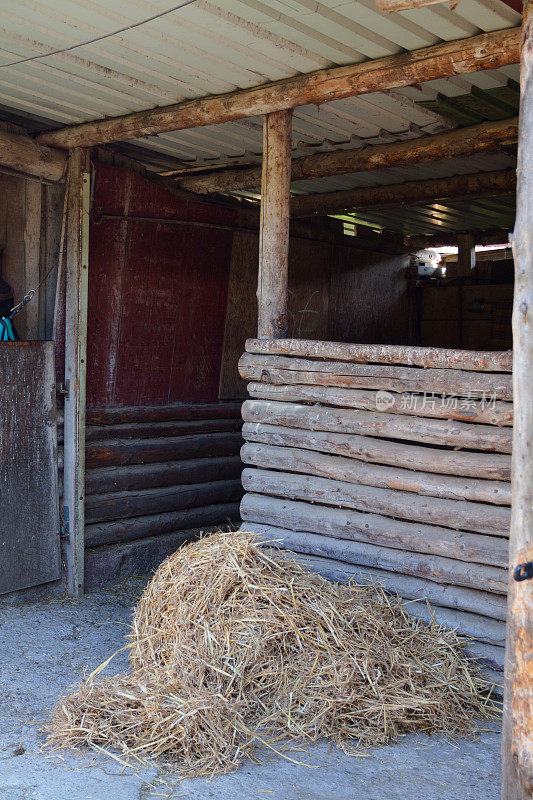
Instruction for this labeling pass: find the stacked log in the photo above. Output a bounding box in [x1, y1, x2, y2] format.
[238, 338, 512, 671]
[59, 402, 243, 551]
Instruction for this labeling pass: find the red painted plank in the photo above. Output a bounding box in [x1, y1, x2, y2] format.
[86, 164, 234, 407]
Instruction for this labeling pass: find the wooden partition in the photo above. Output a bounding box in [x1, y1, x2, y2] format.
[58, 401, 243, 586]
[239, 338, 513, 674]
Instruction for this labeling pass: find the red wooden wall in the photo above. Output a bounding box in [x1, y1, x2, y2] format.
[87, 164, 235, 408]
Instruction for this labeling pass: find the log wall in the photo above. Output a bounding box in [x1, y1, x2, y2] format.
[58, 401, 243, 586]
[238, 337, 513, 676]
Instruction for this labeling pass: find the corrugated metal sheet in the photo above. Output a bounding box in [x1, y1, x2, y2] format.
[0, 0, 519, 234]
[0, 0, 521, 169]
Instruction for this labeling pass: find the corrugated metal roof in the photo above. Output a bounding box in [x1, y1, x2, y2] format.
[0, 0, 520, 235]
[0, 0, 521, 168]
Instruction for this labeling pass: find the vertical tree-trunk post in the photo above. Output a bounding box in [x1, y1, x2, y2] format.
[457, 232, 476, 276]
[257, 109, 293, 338]
[63, 148, 90, 597]
[502, 10, 533, 800]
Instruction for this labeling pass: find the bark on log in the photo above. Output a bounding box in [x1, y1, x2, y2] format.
[241, 400, 512, 453]
[85, 432, 243, 468]
[291, 168, 516, 218]
[242, 422, 511, 480]
[241, 442, 511, 505]
[249, 541, 508, 620]
[251, 524, 508, 594]
[84, 502, 240, 547]
[402, 601, 506, 647]
[0, 128, 67, 182]
[38, 28, 520, 149]
[245, 337, 513, 372]
[239, 352, 513, 399]
[85, 455, 243, 495]
[242, 467, 510, 534]
[86, 402, 242, 425]
[85, 418, 242, 442]
[247, 381, 513, 426]
[85, 479, 243, 523]
[182, 116, 518, 193]
[240, 492, 509, 567]
[502, 13, 533, 797]
[258, 109, 292, 339]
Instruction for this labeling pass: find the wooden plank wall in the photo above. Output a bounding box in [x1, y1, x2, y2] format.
[238, 337, 513, 675]
[0, 175, 64, 341]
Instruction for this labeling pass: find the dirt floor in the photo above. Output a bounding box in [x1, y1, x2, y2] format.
[0, 584, 501, 800]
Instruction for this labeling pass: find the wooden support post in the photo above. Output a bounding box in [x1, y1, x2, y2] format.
[62, 148, 90, 597]
[457, 233, 476, 277]
[501, 12, 533, 800]
[257, 109, 292, 339]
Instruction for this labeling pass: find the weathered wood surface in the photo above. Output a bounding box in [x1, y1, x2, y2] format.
[62, 148, 90, 596]
[242, 400, 512, 453]
[0, 128, 67, 181]
[402, 601, 506, 648]
[85, 479, 243, 524]
[242, 467, 510, 535]
[183, 116, 519, 193]
[247, 382, 513, 426]
[239, 353, 513, 398]
[247, 539, 507, 620]
[502, 13, 533, 799]
[0, 343, 61, 595]
[86, 401, 242, 425]
[258, 109, 292, 339]
[85, 455, 242, 495]
[241, 443, 511, 505]
[251, 525, 507, 594]
[242, 422, 512, 480]
[38, 28, 520, 149]
[291, 168, 517, 219]
[85, 431, 243, 467]
[240, 493, 509, 567]
[85, 502, 240, 547]
[245, 337, 513, 372]
[85, 418, 242, 442]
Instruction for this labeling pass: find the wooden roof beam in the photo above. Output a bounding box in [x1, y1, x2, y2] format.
[36, 27, 520, 151]
[291, 168, 516, 218]
[0, 127, 67, 182]
[180, 116, 518, 194]
[405, 227, 512, 250]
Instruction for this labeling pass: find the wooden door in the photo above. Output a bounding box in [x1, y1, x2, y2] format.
[0, 341, 61, 594]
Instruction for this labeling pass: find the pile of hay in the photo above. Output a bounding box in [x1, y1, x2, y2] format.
[46, 531, 496, 777]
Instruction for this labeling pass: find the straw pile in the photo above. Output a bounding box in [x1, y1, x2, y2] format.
[46, 531, 496, 777]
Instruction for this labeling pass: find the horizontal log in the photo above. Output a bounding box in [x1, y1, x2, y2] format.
[84, 502, 240, 548]
[242, 400, 512, 453]
[403, 602, 506, 648]
[85, 418, 242, 442]
[463, 640, 505, 671]
[250, 541, 507, 621]
[247, 382, 513, 426]
[85, 455, 242, 495]
[85, 432, 243, 468]
[245, 337, 513, 372]
[251, 525, 507, 594]
[290, 168, 517, 218]
[239, 353, 513, 399]
[182, 116, 518, 193]
[37, 28, 520, 149]
[86, 402, 242, 425]
[85, 479, 243, 524]
[407, 227, 512, 251]
[242, 423, 512, 480]
[240, 493, 509, 567]
[241, 443, 511, 505]
[242, 467, 510, 534]
[0, 128, 67, 181]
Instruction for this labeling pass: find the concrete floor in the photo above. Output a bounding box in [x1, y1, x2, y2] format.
[0, 585, 501, 800]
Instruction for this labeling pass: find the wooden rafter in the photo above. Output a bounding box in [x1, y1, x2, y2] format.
[36, 27, 520, 150]
[180, 117, 518, 195]
[291, 168, 516, 218]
